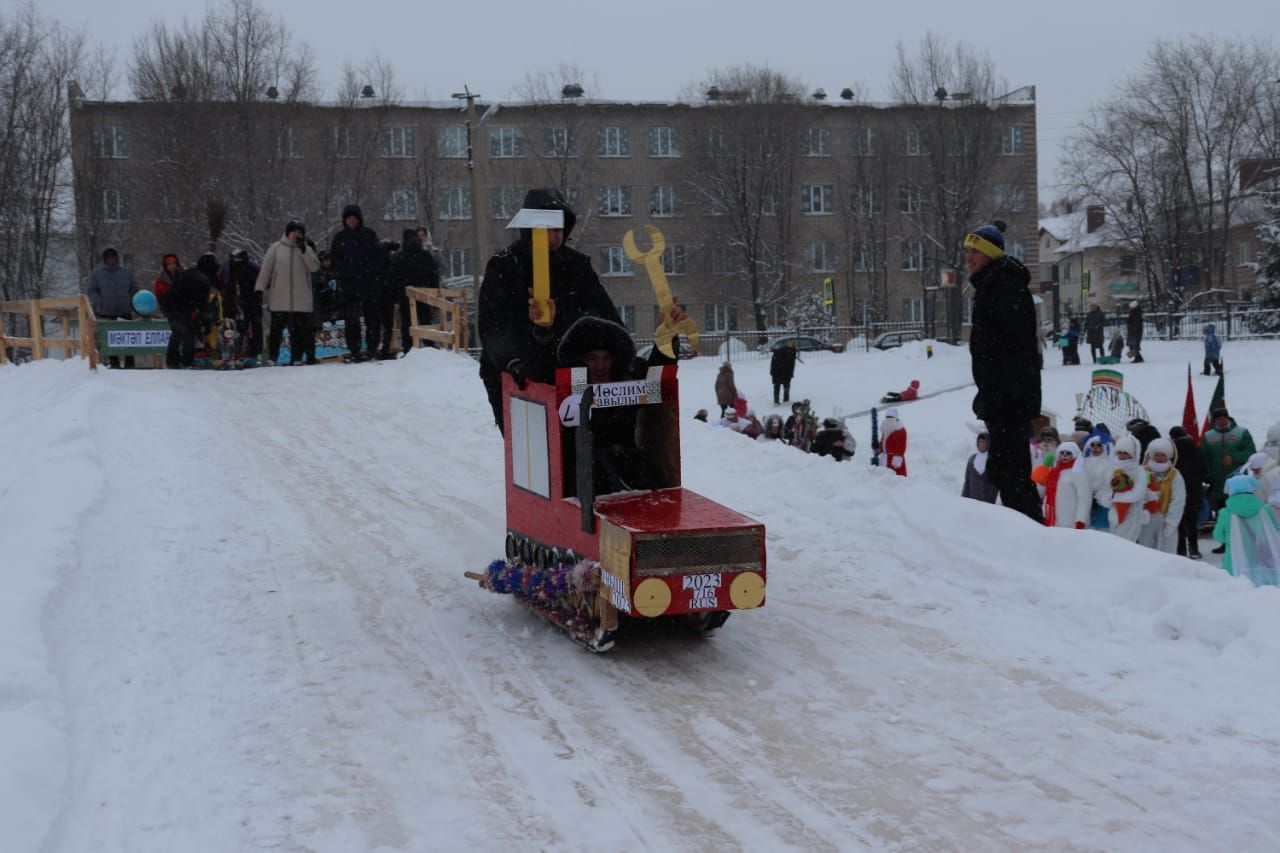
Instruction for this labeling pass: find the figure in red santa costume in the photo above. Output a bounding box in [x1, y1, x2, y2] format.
[878, 408, 908, 477]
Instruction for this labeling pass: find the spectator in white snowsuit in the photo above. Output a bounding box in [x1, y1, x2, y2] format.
[1241, 451, 1280, 517]
[1081, 433, 1114, 529]
[1043, 442, 1091, 528]
[1263, 422, 1280, 464]
[1138, 437, 1186, 553]
[1108, 434, 1151, 543]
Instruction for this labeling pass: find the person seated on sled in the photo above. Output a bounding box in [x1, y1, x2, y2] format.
[881, 379, 920, 404]
[812, 417, 855, 461]
[557, 315, 679, 494]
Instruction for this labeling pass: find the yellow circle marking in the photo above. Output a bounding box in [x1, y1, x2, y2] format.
[633, 577, 672, 618]
[730, 572, 766, 610]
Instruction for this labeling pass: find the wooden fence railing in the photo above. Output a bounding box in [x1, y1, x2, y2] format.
[404, 287, 471, 352]
[0, 295, 98, 368]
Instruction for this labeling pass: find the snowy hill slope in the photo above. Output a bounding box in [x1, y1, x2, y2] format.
[2, 340, 1279, 852]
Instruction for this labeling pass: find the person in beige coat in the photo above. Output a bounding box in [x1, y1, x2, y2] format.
[256, 220, 320, 365]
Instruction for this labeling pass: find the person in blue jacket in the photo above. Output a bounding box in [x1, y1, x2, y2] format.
[1202, 324, 1222, 376]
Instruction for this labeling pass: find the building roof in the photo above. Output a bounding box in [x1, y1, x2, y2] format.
[1039, 210, 1125, 255]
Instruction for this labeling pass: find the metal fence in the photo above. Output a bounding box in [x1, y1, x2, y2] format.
[1137, 307, 1280, 341]
[634, 322, 932, 362]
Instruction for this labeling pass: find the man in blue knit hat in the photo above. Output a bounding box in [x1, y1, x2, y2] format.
[964, 220, 1043, 522]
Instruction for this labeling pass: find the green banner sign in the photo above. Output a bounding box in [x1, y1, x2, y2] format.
[1108, 280, 1140, 294]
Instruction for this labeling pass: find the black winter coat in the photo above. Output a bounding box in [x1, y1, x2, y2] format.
[389, 241, 440, 292]
[1127, 306, 1144, 343]
[1084, 308, 1105, 345]
[968, 256, 1041, 422]
[1172, 433, 1207, 518]
[170, 269, 210, 316]
[770, 346, 797, 382]
[478, 239, 620, 384]
[329, 205, 382, 299]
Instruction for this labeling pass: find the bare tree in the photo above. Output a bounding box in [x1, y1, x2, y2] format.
[889, 33, 1023, 339]
[1061, 35, 1280, 301]
[682, 64, 806, 331]
[0, 3, 91, 302]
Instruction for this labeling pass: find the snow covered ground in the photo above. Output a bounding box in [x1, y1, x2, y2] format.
[3, 337, 1279, 851]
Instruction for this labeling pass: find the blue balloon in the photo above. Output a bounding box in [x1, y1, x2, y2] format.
[132, 289, 158, 315]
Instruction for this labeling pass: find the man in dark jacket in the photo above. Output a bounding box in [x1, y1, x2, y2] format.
[328, 204, 382, 361]
[390, 228, 440, 354]
[158, 263, 210, 368]
[770, 341, 798, 405]
[478, 188, 620, 432]
[965, 221, 1043, 522]
[1169, 425, 1207, 558]
[1084, 302, 1105, 363]
[86, 246, 139, 368]
[1126, 300, 1144, 362]
[1127, 417, 1161, 458]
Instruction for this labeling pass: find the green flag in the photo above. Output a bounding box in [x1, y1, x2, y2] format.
[1200, 373, 1225, 439]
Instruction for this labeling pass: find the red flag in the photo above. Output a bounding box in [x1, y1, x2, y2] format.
[1201, 373, 1225, 442]
[1182, 364, 1200, 445]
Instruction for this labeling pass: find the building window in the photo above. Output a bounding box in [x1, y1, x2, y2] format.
[599, 246, 634, 276]
[438, 126, 467, 158]
[648, 126, 680, 157]
[901, 240, 924, 271]
[333, 126, 357, 159]
[804, 242, 836, 273]
[903, 126, 924, 156]
[380, 126, 416, 158]
[544, 127, 578, 157]
[801, 184, 834, 215]
[898, 185, 923, 215]
[854, 242, 885, 272]
[994, 183, 1026, 212]
[1008, 241, 1027, 262]
[382, 187, 417, 221]
[850, 126, 877, 156]
[619, 305, 636, 333]
[1236, 242, 1251, 266]
[802, 127, 830, 157]
[705, 304, 738, 333]
[598, 126, 630, 157]
[902, 297, 924, 323]
[490, 186, 526, 220]
[662, 245, 686, 275]
[437, 187, 472, 220]
[649, 185, 677, 217]
[279, 127, 304, 159]
[101, 188, 130, 222]
[999, 125, 1025, 155]
[445, 248, 472, 280]
[489, 127, 524, 158]
[598, 186, 632, 217]
[850, 184, 882, 216]
[708, 246, 734, 275]
[94, 125, 128, 158]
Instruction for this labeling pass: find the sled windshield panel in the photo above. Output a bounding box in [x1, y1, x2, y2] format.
[510, 396, 550, 498]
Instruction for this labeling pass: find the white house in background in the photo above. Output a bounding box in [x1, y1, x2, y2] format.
[1038, 205, 1136, 315]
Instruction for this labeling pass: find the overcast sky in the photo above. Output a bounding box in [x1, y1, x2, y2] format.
[42, 0, 1276, 198]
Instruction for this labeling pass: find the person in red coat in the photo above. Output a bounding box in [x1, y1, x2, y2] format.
[878, 408, 908, 476]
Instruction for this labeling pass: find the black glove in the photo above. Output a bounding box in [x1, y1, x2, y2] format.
[508, 360, 529, 390]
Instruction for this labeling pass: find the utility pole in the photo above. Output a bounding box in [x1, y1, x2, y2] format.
[451, 86, 490, 287]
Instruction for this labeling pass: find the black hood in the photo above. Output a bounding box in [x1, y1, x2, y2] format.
[400, 228, 421, 250]
[518, 188, 576, 243]
[101, 245, 119, 262]
[341, 204, 364, 228]
[557, 315, 635, 379]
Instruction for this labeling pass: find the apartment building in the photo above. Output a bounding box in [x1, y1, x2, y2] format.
[69, 87, 1038, 337]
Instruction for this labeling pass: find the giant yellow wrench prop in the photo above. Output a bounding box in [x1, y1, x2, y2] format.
[623, 225, 700, 359]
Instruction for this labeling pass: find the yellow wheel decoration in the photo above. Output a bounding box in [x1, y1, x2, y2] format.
[730, 572, 766, 610]
[633, 577, 672, 618]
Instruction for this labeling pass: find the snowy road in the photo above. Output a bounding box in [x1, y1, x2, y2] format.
[4, 343, 1280, 851]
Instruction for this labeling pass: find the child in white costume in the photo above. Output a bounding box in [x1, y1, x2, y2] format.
[1108, 434, 1151, 543]
[1138, 437, 1186, 553]
[1043, 442, 1091, 528]
[1081, 433, 1114, 529]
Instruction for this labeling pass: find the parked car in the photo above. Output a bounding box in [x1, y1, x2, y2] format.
[636, 339, 697, 361]
[870, 330, 925, 350]
[758, 335, 844, 354]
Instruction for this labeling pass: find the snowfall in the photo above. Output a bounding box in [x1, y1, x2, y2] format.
[2, 333, 1279, 853]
